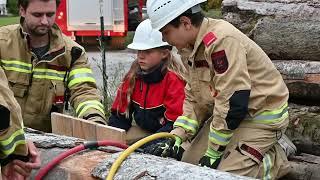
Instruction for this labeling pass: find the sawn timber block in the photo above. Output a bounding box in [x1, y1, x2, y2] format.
[51, 112, 126, 143]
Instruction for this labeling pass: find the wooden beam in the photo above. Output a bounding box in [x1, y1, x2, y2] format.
[96, 124, 126, 143]
[72, 117, 97, 141]
[51, 113, 126, 143]
[51, 112, 73, 137]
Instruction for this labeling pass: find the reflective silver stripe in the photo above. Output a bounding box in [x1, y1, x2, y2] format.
[209, 132, 232, 144]
[0, 133, 25, 152]
[253, 107, 288, 121]
[68, 73, 94, 81]
[76, 102, 104, 116]
[263, 153, 272, 180]
[33, 71, 65, 78]
[175, 119, 198, 130]
[2, 63, 32, 71]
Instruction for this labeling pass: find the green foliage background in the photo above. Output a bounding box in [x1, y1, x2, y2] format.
[202, 0, 223, 11]
[7, 0, 19, 15]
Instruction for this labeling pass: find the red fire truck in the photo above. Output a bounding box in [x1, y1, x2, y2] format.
[55, 0, 145, 49]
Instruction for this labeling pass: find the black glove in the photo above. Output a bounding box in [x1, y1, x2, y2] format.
[140, 121, 174, 148]
[199, 148, 223, 169]
[144, 135, 184, 160]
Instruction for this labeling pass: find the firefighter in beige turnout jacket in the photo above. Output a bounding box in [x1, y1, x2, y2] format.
[0, 68, 28, 178]
[0, 67, 40, 179]
[145, 0, 291, 179]
[0, 0, 106, 132]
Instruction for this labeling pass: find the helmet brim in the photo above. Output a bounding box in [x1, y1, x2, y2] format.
[127, 42, 170, 50]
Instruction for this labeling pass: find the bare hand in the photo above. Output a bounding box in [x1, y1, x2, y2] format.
[2, 162, 24, 180]
[3, 141, 41, 178]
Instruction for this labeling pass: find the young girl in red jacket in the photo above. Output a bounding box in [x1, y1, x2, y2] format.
[108, 19, 186, 143]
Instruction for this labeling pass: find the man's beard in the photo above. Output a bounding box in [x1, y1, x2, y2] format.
[29, 26, 50, 37]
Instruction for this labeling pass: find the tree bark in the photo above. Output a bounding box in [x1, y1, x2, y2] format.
[24, 127, 320, 180]
[273, 60, 320, 102]
[92, 153, 254, 180]
[286, 103, 320, 146]
[222, 0, 320, 61]
[282, 153, 320, 180]
[292, 140, 320, 156]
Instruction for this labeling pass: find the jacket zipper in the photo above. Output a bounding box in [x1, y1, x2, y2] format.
[29, 53, 37, 85]
[143, 83, 150, 122]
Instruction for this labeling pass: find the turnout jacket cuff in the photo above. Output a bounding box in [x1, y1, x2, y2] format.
[80, 109, 105, 121]
[171, 127, 188, 142]
[84, 114, 107, 125]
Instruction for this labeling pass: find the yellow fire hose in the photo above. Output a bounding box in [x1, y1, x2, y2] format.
[106, 132, 176, 180]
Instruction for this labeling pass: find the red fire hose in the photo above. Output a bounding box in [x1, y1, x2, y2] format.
[35, 140, 128, 180]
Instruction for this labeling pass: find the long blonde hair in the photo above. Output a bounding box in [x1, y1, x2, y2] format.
[118, 46, 186, 117]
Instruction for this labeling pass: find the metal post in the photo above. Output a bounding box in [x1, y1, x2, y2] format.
[99, 0, 109, 113]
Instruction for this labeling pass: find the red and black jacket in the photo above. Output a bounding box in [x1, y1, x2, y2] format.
[109, 66, 185, 133]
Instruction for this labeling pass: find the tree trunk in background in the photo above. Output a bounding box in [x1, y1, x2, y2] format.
[287, 103, 320, 147]
[283, 153, 320, 180]
[273, 60, 320, 102]
[222, 0, 320, 61]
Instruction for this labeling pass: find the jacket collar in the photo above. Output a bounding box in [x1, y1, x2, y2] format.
[137, 62, 167, 84]
[19, 20, 66, 61]
[189, 17, 211, 58]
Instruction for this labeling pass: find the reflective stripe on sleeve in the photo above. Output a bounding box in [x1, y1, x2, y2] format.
[68, 68, 96, 88]
[209, 128, 233, 146]
[75, 100, 105, 117]
[0, 129, 26, 157]
[173, 116, 199, 136]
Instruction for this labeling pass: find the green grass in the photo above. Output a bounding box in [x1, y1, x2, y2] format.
[0, 16, 19, 27]
[203, 8, 222, 19]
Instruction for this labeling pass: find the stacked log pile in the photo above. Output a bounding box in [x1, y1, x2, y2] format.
[222, 1, 320, 179]
[222, 0, 320, 102]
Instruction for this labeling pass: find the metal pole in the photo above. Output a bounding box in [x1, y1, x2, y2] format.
[99, 0, 109, 112]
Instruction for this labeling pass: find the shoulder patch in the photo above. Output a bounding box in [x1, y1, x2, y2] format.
[211, 50, 228, 74]
[202, 32, 217, 47]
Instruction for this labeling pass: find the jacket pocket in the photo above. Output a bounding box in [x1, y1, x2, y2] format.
[10, 83, 28, 98]
[49, 80, 66, 113]
[7, 73, 29, 98]
[23, 80, 46, 115]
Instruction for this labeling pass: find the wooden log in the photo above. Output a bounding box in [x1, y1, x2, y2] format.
[293, 139, 320, 156]
[283, 153, 320, 180]
[51, 113, 126, 143]
[91, 153, 254, 180]
[273, 60, 320, 102]
[25, 129, 320, 180]
[286, 103, 320, 146]
[222, 0, 320, 61]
